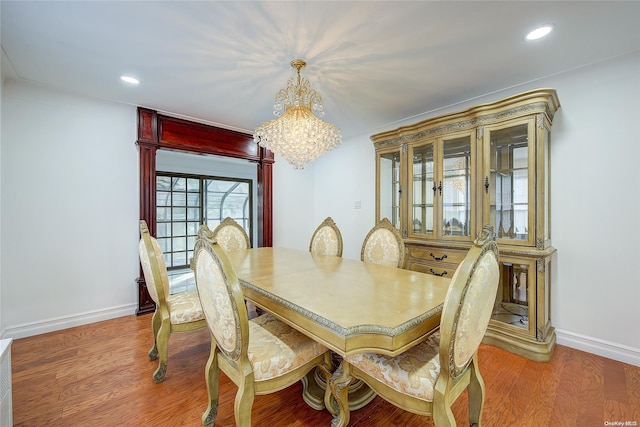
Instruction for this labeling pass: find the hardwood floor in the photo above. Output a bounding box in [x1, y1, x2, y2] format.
[11, 313, 640, 426]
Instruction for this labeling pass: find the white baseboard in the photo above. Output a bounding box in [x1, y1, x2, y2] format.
[556, 329, 640, 367]
[1, 304, 138, 340]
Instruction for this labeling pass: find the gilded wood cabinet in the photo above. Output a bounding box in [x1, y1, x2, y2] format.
[373, 89, 560, 361]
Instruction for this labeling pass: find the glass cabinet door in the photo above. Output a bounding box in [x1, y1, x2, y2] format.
[409, 142, 435, 239]
[408, 133, 474, 242]
[441, 134, 473, 240]
[377, 148, 403, 230]
[541, 126, 551, 245]
[484, 119, 535, 246]
[491, 256, 537, 336]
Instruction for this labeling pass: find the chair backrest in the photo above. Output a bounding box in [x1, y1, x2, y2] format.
[212, 217, 250, 252]
[439, 225, 500, 379]
[309, 217, 343, 257]
[193, 225, 249, 361]
[139, 220, 170, 307]
[360, 218, 406, 268]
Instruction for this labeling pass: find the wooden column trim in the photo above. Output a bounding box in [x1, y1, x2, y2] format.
[258, 147, 275, 247]
[136, 107, 273, 315]
[136, 108, 159, 315]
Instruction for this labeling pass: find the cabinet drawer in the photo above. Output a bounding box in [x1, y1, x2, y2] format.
[407, 261, 458, 278]
[407, 246, 468, 265]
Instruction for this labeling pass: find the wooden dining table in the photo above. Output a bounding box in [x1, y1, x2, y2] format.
[225, 247, 452, 411]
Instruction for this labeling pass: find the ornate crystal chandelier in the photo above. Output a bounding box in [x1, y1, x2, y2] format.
[253, 59, 341, 169]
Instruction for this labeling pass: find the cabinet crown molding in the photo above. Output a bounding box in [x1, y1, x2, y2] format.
[371, 88, 560, 149]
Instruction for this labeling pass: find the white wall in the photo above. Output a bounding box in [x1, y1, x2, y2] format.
[273, 52, 640, 365]
[272, 140, 376, 257]
[1, 80, 139, 338]
[309, 133, 376, 261]
[544, 53, 640, 362]
[272, 159, 315, 250]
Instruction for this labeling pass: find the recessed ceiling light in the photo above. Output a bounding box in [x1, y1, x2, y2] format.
[526, 24, 554, 41]
[120, 75, 140, 85]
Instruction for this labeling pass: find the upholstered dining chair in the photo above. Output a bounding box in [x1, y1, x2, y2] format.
[211, 216, 250, 252]
[192, 225, 333, 427]
[138, 220, 207, 383]
[331, 225, 500, 427]
[360, 217, 406, 268]
[309, 216, 343, 257]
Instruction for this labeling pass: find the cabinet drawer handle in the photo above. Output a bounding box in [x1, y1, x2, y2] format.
[429, 268, 448, 277]
[429, 252, 448, 261]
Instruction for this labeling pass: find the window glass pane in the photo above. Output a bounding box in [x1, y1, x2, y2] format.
[156, 222, 171, 238]
[172, 222, 186, 237]
[187, 221, 199, 235]
[204, 178, 251, 239]
[157, 176, 171, 191]
[172, 208, 186, 221]
[157, 238, 170, 253]
[157, 208, 171, 221]
[172, 237, 186, 251]
[187, 178, 200, 192]
[157, 191, 171, 207]
[207, 219, 221, 230]
[206, 208, 219, 222]
[172, 252, 186, 266]
[187, 208, 200, 221]
[172, 177, 186, 191]
[172, 192, 186, 207]
[187, 193, 200, 207]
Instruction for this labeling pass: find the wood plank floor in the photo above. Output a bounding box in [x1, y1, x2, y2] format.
[10, 313, 640, 426]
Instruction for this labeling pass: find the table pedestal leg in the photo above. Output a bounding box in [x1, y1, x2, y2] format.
[302, 365, 376, 411]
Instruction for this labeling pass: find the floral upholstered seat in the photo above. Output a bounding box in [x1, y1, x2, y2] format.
[211, 217, 250, 252]
[138, 220, 206, 383]
[165, 289, 204, 324]
[309, 217, 343, 257]
[247, 314, 328, 381]
[360, 217, 405, 268]
[345, 333, 441, 402]
[193, 225, 332, 427]
[331, 225, 500, 427]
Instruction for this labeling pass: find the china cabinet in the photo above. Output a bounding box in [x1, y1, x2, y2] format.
[372, 89, 560, 361]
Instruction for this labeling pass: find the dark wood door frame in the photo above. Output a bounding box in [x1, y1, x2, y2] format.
[136, 107, 274, 315]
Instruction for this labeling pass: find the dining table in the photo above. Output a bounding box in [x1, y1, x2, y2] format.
[224, 247, 452, 411]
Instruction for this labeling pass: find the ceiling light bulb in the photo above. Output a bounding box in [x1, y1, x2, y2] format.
[526, 25, 554, 41]
[120, 75, 140, 85]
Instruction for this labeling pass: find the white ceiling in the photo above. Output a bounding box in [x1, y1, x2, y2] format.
[2, 1, 639, 139]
